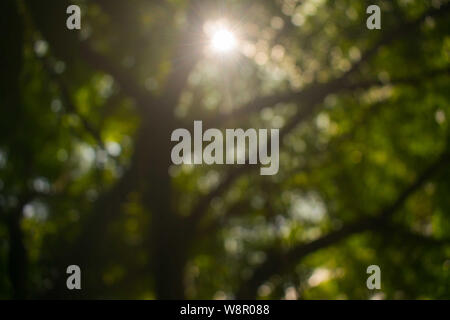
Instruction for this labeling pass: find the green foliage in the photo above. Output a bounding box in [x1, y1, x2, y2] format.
[0, 0, 449, 299]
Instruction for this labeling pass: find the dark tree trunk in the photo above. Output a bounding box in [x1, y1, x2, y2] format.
[2, 0, 27, 300]
[7, 212, 28, 299]
[140, 105, 188, 299]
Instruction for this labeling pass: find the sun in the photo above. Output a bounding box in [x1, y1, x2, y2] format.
[210, 27, 237, 53]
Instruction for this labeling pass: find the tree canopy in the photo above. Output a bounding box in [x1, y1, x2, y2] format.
[1, 0, 450, 299]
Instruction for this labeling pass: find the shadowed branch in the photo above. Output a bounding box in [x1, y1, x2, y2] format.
[236, 148, 450, 298]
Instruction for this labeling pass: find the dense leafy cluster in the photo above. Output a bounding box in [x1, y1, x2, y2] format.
[0, 0, 449, 299]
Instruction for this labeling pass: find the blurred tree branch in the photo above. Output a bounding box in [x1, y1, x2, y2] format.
[236, 147, 450, 298]
[198, 97, 394, 238]
[188, 66, 450, 233]
[39, 55, 106, 149]
[188, 2, 450, 233]
[208, 3, 450, 127]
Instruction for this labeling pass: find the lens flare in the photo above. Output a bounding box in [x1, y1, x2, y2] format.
[210, 27, 237, 53]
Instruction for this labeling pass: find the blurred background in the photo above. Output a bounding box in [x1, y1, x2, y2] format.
[1, 0, 450, 299]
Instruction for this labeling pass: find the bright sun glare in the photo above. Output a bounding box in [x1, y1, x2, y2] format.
[210, 27, 237, 53]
